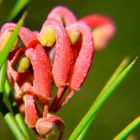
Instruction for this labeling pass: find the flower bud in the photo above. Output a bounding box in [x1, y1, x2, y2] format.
[36, 114, 64, 140]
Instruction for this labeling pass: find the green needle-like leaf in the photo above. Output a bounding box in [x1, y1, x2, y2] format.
[8, 0, 30, 21]
[68, 57, 138, 140]
[1, 102, 28, 140]
[15, 113, 30, 139]
[77, 120, 91, 140]
[0, 63, 7, 109]
[77, 58, 130, 140]
[4, 79, 11, 97]
[3, 80, 30, 139]
[0, 63, 7, 92]
[94, 57, 130, 104]
[0, 11, 30, 140]
[113, 116, 140, 140]
[4, 112, 28, 140]
[0, 11, 27, 69]
[0, 1, 30, 139]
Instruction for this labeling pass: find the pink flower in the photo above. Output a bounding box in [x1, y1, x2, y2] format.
[0, 5, 115, 140]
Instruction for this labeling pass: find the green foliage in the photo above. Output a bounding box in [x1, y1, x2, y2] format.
[0, 5, 29, 139]
[113, 116, 140, 140]
[4, 112, 29, 140]
[68, 57, 139, 140]
[0, 63, 6, 92]
[8, 0, 30, 21]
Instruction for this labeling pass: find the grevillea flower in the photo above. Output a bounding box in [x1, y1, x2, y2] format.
[0, 5, 115, 140]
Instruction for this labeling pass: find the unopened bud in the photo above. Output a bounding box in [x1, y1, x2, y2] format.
[36, 115, 64, 140]
[36, 118, 54, 136]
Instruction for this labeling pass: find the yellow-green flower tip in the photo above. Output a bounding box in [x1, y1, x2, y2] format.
[0, 30, 18, 51]
[13, 55, 31, 73]
[38, 26, 56, 47]
[68, 30, 80, 44]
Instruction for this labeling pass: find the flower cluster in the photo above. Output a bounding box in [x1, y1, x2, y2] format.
[0, 6, 115, 140]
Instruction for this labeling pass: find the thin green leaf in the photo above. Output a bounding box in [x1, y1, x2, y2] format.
[113, 116, 140, 140]
[2, 81, 30, 139]
[0, 64, 14, 112]
[3, 79, 30, 139]
[0, 63, 7, 92]
[2, 79, 14, 113]
[4, 79, 11, 97]
[3, 80, 30, 139]
[1, 102, 28, 140]
[77, 58, 130, 140]
[77, 120, 91, 140]
[0, 11, 27, 69]
[8, 0, 30, 21]
[0, 63, 7, 109]
[15, 113, 30, 139]
[94, 57, 130, 104]
[68, 57, 138, 140]
[0, 11, 30, 140]
[4, 112, 28, 140]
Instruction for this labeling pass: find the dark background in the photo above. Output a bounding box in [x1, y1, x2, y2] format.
[0, 0, 140, 139]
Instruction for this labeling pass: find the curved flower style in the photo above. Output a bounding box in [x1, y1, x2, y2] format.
[0, 5, 116, 140]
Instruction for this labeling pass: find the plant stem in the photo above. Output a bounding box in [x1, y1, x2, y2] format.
[113, 116, 140, 140]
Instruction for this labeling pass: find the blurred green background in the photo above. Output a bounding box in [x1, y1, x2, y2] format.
[0, 0, 140, 140]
